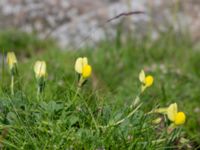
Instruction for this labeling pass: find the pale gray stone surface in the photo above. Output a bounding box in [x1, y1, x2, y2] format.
[0, 0, 199, 48]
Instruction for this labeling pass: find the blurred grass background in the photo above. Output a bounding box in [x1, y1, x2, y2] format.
[0, 30, 56, 57]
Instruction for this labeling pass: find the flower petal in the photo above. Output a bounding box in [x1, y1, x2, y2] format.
[139, 69, 145, 83]
[34, 61, 46, 78]
[75, 57, 83, 74]
[82, 64, 92, 78]
[145, 75, 154, 87]
[174, 112, 186, 125]
[167, 103, 178, 122]
[7, 52, 17, 70]
[82, 57, 88, 67]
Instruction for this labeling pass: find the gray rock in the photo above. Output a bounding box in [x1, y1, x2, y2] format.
[0, 0, 199, 48]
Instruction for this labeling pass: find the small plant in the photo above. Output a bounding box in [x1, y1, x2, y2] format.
[34, 60, 47, 99]
[6, 52, 18, 95]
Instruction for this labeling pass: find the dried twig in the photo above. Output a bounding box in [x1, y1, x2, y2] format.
[107, 11, 145, 22]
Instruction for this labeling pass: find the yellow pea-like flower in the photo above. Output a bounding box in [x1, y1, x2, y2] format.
[82, 64, 92, 78]
[139, 69, 154, 92]
[34, 61, 47, 79]
[174, 112, 186, 125]
[75, 57, 88, 74]
[7, 52, 17, 70]
[75, 57, 92, 87]
[167, 103, 186, 125]
[75, 57, 92, 78]
[155, 103, 186, 126]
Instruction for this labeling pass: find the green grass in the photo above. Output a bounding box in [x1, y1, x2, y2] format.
[0, 29, 56, 56]
[0, 29, 200, 149]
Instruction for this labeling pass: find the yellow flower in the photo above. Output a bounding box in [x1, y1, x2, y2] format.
[155, 103, 186, 126]
[75, 57, 92, 78]
[7, 52, 17, 70]
[82, 64, 92, 78]
[139, 69, 154, 92]
[75, 57, 92, 87]
[34, 61, 47, 79]
[75, 57, 88, 74]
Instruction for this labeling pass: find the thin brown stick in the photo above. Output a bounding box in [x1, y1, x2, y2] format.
[107, 11, 145, 22]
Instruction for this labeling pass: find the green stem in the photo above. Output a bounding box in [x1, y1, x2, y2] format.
[73, 82, 98, 131]
[130, 92, 142, 109]
[37, 85, 40, 101]
[72, 87, 81, 103]
[83, 99, 99, 131]
[147, 108, 167, 115]
[78, 76, 85, 87]
[37, 84, 44, 101]
[11, 75, 14, 95]
[37, 79, 46, 101]
[130, 83, 146, 109]
[2, 49, 5, 88]
[151, 138, 166, 144]
[101, 103, 142, 129]
[113, 103, 142, 126]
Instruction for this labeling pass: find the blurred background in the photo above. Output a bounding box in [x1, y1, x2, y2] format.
[0, 0, 199, 48]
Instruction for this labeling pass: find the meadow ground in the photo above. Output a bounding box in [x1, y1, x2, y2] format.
[0, 29, 200, 149]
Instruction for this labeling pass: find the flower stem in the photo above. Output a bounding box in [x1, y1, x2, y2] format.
[11, 75, 14, 95]
[113, 103, 142, 126]
[2, 49, 5, 88]
[83, 99, 99, 131]
[37, 85, 40, 101]
[100, 103, 142, 129]
[72, 87, 81, 103]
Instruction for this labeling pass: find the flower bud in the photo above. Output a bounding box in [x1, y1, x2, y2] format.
[34, 61, 47, 79]
[7, 52, 17, 71]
